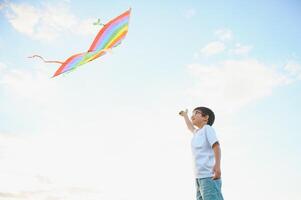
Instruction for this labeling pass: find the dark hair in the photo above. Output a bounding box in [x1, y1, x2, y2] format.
[193, 107, 215, 126]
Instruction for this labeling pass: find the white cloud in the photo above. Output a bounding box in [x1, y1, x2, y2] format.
[200, 41, 225, 56]
[0, 62, 6, 72]
[0, 60, 193, 199]
[1, 57, 300, 200]
[186, 59, 290, 114]
[0, 0, 9, 10]
[0, 66, 60, 105]
[183, 8, 196, 19]
[0, 108, 196, 200]
[0, 3, 5, 11]
[284, 60, 301, 80]
[192, 29, 294, 115]
[6, 4, 41, 38]
[0, 133, 104, 200]
[214, 28, 233, 41]
[229, 43, 252, 56]
[75, 18, 100, 36]
[4, 2, 98, 41]
[195, 29, 234, 58]
[0, 188, 102, 200]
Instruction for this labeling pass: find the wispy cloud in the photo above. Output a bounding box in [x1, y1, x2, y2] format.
[0, 187, 102, 200]
[200, 41, 225, 56]
[0, 63, 61, 105]
[195, 29, 233, 57]
[229, 43, 252, 56]
[3, 2, 98, 41]
[191, 29, 284, 115]
[0, 0, 9, 11]
[284, 60, 301, 80]
[0, 132, 104, 199]
[75, 17, 101, 36]
[214, 28, 233, 41]
[196, 29, 253, 58]
[186, 59, 290, 114]
[0, 62, 6, 72]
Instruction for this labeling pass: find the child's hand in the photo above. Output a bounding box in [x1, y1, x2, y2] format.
[179, 109, 188, 117]
[212, 164, 221, 180]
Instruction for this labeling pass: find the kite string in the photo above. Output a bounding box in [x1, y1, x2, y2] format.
[28, 55, 64, 64]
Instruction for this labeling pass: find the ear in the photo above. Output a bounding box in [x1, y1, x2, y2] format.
[204, 115, 209, 122]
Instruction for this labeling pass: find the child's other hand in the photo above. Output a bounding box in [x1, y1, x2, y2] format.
[212, 164, 221, 180]
[179, 109, 188, 117]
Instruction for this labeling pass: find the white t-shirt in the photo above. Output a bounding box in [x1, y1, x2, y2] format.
[191, 125, 219, 178]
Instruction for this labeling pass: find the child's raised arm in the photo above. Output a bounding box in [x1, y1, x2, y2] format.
[179, 109, 196, 133]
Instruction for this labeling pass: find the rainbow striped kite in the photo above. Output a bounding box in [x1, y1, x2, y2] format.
[29, 8, 131, 78]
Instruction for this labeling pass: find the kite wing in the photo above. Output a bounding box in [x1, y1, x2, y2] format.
[29, 8, 131, 78]
[88, 8, 131, 52]
[52, 8, 131, 78]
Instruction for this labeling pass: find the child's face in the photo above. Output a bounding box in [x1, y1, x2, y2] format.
[191, 110, 208, 126]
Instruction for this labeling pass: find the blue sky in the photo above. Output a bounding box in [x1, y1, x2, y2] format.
[0, 0, 301, 199]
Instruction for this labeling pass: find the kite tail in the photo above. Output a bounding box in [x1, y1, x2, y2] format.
[28, 55, 64, 64]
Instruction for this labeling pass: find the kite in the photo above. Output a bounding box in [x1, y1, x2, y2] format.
[29, 8, 131, 78]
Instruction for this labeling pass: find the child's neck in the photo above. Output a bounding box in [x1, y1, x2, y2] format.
[196, 122, 207, 129]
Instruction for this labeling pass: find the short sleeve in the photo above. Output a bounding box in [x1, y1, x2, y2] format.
[205, 125, 219, 147]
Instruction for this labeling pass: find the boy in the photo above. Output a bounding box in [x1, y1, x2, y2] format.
[179, 107, 224, 200]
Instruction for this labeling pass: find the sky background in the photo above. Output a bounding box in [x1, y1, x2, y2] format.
[0, 0, 301, 199]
